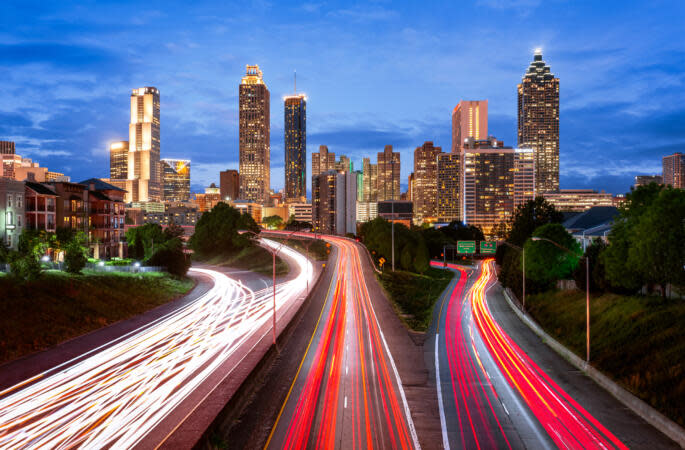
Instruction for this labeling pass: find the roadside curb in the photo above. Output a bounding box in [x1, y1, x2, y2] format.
[501, 286, 685, 448]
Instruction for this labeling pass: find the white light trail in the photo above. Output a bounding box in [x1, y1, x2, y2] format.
[0, 239, 312, 449]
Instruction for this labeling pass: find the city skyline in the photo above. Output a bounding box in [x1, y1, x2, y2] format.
[1, 1, 683, 196]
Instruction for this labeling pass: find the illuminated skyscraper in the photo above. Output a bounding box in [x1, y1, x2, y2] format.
[128, 87, 161, 202]
[239, 65, 270, 203]
[335, 155, 352, 173]
[452, 100, 488, 153]
[161, 159, 190, 202]
[312, 170, 356, 235]
[413, 141, 441, 223]
[437, 152, 461, 223]
[0, 141, 15, 155]
[518, 50, 560, 193]
[109, 141, 128, 180]
[284, 92, 306, 202]
[312, 145, 336, 178]
[377, 145, 400, 201]
[663, 152, 685, 188]
[361, 157, 378, 202]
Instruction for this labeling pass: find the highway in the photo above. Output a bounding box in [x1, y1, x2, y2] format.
[266, 234, 420, 449]
[431, 259, 631, 449]
[0, 238, 312, 449]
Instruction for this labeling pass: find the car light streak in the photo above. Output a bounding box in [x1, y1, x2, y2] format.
[0, 239, 312, 449]
[267, 233, 419, 449]
[432, 258, 628, 450]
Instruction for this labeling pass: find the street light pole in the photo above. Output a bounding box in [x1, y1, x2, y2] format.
[391, 159, 395, 272]
[531, 236, 590, 363]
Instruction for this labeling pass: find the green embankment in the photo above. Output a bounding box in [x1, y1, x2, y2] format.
[0, 271, 194, 364]
[526, 290, 685, 427]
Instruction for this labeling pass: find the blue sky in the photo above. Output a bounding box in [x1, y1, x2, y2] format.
[1, 0, 684, 195]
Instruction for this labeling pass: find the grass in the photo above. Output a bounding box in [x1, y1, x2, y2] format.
[526, 290, 685, 428]
[0, 272, 194, 364]
[379, 267, 455, 332]
[201, 245, 289, 276]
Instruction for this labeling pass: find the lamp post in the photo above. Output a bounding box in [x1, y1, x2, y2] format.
[239, 229, 299, 346]
[531, 236, 590, 363]
[501, 241, 525, 313]
[391, 159, 395, 272]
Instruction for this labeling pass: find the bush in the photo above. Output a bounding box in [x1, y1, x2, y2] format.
[8, 252, 42, 281]
[64, 240, 88, 274]
[146, 238, 190, 277]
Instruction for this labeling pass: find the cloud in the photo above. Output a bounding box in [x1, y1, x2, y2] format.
[0, 42, 124, 69]
[327, 5, 398, 23]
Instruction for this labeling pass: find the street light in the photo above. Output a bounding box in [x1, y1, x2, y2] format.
[531, 236, 590, 363]
[239, 229, 300, 346]
[500, 241, 525, 313]
[391, 158, 396, 272]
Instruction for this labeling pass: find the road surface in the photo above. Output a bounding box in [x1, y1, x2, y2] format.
[431, 259, 677, 449]
[0, 238, 312, 449]
[266, 234, 420, 449]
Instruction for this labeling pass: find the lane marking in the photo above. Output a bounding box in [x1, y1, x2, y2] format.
[435, 334, 451, 450]
[344, 396, 348, 409]
[502, 402, 509, 416]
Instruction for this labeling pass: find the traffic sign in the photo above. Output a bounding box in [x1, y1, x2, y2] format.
[480, 241, 497, 254]
[457, 241, 476, 254]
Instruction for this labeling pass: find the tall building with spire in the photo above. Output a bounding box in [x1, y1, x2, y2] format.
[518, 49, 559, 193]
[452, 100, 488, 153]
[284, 74, 306, 203]
[239, 65, 270, 203]
[127, 87, 161, 202]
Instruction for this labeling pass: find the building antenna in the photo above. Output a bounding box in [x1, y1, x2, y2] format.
[294, 70, 297, 93]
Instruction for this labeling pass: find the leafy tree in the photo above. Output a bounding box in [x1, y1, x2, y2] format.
[190, 202, 259, 258]
[413, 238, 430, 274]
[126, 223, 166, 260]
[508, 197, 563, 246]
[601, 183, 666, 294]
[524, 223, 581, 287]
[8, 251, 42, 281]
[263, 215, 284, 230]
[64, 235, 88, 274]
[627, 187, 685, 299]
[573, 239, 608, 293]
[0, 240, 9, 264]
[439, 221, 485, 243]
[163, 222, 185, 240]
[147, 238, 190, 277]
[400, 242, 414, 271]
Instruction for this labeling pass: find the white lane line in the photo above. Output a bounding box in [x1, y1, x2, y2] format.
[346, 366, 349, 375]
[344, 396, 348, 409]
[435, 334, 451, 450]
[502, 402, 509, 416]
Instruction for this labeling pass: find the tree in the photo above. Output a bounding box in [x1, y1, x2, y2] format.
[147, 237, 190, 277]
[508, 197, 564, 246]
[413, 238, 430, 274]
[126, 223, 166, 260]
[573, 238, 608, 293]
[190, 202, 259, 258]
[601, 184, 666, 294]
[524, 223, 581, 287]
[400, 242, 414, 271]
[628, 187, 685, 299]
[163, 222, 184, 240]
[263, 215, 284, 230]
[64, 236, 88, 274]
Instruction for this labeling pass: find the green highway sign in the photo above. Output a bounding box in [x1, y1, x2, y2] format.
[480, 241, 497, 254]
[457, 240, 476, 254]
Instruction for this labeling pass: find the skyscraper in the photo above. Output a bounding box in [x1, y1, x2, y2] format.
[377, 145, 400, 201]
[128, 87, 161, 202]
[437, 152, 461, 223]
[663, 152, 685, 189]
[312, 170, 357, 235]
[518, 49, 560, 193]
[109, 141, 128, 180]
[634, 175, 663, 187]
[452, 100, 488, 153]
[161, 159, 190, 202]
[361, 157, 378, 202]
[413, 141, 441, 223]
[220, 169, 240, 201]
[284, 93, 306, 203]
[239, 65, 270, 203]
[312, 145, 336, 178]
[335, 155, 352, 173]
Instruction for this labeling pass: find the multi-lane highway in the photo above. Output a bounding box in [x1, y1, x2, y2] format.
[266, 235, 420, 449]
[0, 238, 312, 449]
[431, 259, 646, 449]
